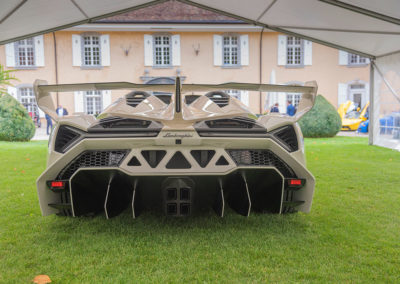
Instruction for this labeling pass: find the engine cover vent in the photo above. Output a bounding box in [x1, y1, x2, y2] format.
[54, 126, 81, 153]
[205, 117, 258, 129]
[205, 91, 230, 107]
[96, 117, 151, 129]
[125, 91, 150, 107]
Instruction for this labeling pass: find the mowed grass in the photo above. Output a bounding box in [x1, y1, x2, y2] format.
[0, 137, 399, 283]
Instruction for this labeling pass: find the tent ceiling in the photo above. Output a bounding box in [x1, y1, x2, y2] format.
[1, 0, 400, 58]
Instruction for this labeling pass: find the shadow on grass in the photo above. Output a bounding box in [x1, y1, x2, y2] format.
[42, 207, 312, 242]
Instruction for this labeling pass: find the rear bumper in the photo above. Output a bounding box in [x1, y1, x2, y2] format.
[37, 136, 315, 217]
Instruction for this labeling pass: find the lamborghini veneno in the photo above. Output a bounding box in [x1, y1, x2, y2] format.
[35, 78, 317, 218]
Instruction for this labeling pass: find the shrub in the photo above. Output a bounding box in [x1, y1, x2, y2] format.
[298, 94, 341, 138]
[0, 93, 35, 141]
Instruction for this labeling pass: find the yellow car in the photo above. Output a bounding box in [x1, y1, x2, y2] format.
[338, 101, 369, 131]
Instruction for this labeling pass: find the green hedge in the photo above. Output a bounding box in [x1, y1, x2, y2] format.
[298, 95, 341, 138]
[0, 93, 35, 141]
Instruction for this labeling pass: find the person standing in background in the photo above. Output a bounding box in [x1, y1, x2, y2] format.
[286, 100, 296, 116]
[270, 103, 280, 113]
[56, 105, 68, 117]
[45, 114, 53, 135]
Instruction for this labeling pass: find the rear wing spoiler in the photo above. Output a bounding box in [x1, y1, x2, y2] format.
[34, 79, 317, 121]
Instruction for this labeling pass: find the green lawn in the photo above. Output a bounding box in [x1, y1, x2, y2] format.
[0, 137, 399, 283]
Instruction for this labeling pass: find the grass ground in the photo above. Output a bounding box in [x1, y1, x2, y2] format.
[0, 137, 399, 283]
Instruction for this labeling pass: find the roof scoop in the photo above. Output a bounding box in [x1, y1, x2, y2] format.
[205, 91, 230, 108]
[125, 91, 150, 108]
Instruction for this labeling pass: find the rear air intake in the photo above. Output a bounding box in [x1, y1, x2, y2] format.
[190, 150, 215, 168]
[227, 149, 296, 178]
[271, 125, 299, 152]
[166, 151, 191, 169]
[141, 150, 166, 168]
[54, 126, 81, 153]
[205, 91, 230, 107]
[57, 150, 128, 179]
[125, 91, 150, 107]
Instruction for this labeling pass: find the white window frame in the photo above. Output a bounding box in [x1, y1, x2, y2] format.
[226, 89, 241, 101]
[348, 53, 368, 66]
[286, 93, 301, 108]
[81, 34, 101, 67]
[14, 38, 35, 67]
[286, 36, 304, 66]
[18, 86, 38, 114]
[84, 90, 103, 115]
[153, 34, 172, 67]
[222, 34, 240, 67]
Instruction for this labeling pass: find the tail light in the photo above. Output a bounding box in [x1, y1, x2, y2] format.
[47, 180, 68, 192]
[286, 178, 306, 188]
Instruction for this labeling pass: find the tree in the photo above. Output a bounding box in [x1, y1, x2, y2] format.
[0, 64, 18, 94]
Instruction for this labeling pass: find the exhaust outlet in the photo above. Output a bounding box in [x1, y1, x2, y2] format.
[162, 177, 194, 217]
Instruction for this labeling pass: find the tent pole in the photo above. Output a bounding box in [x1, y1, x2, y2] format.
[369, 62, 374, 145]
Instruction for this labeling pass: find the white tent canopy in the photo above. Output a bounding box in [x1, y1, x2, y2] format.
[1, 0, 400, 149]
[1, 0, 400, 58]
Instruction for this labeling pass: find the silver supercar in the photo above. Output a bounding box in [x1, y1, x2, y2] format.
[34, 78, 317, 218]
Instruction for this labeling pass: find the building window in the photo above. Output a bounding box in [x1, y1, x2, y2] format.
[348, 53, 367, 65]
[226, 89, 241, 101]
[154, 35, 171, 66]
[287, 36, 303, 66]
[15, 38, 35, 67]
[18, 87, 38, 114]
[286, 93, 301, 108]
[85, 90, 102, 115]
[223, 35, 239, 66]
[82, 35, 101, 66]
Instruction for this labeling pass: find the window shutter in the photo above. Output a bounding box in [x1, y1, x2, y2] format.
[213, 35, 222, 66]
[277, 35, 287, 66]
[278, 94, 286, 113]
[339, 50, 348, 65]
[338, 83, 348, 106]
[100, 34, 110, 66]
[304, 40, 312, 66]
[34, 35, 45, 67]
[74, 91, 84, 113]
[102, 90, 112, 110]
[240, 90, 249, 106]
[7, 86, 17, 99]
[5, 43, 15, 67]
[240, 34, 249, 66]
[171, 34, 181, 66]
[72, 34, 82, 66]
[144, 34, 153, 66]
